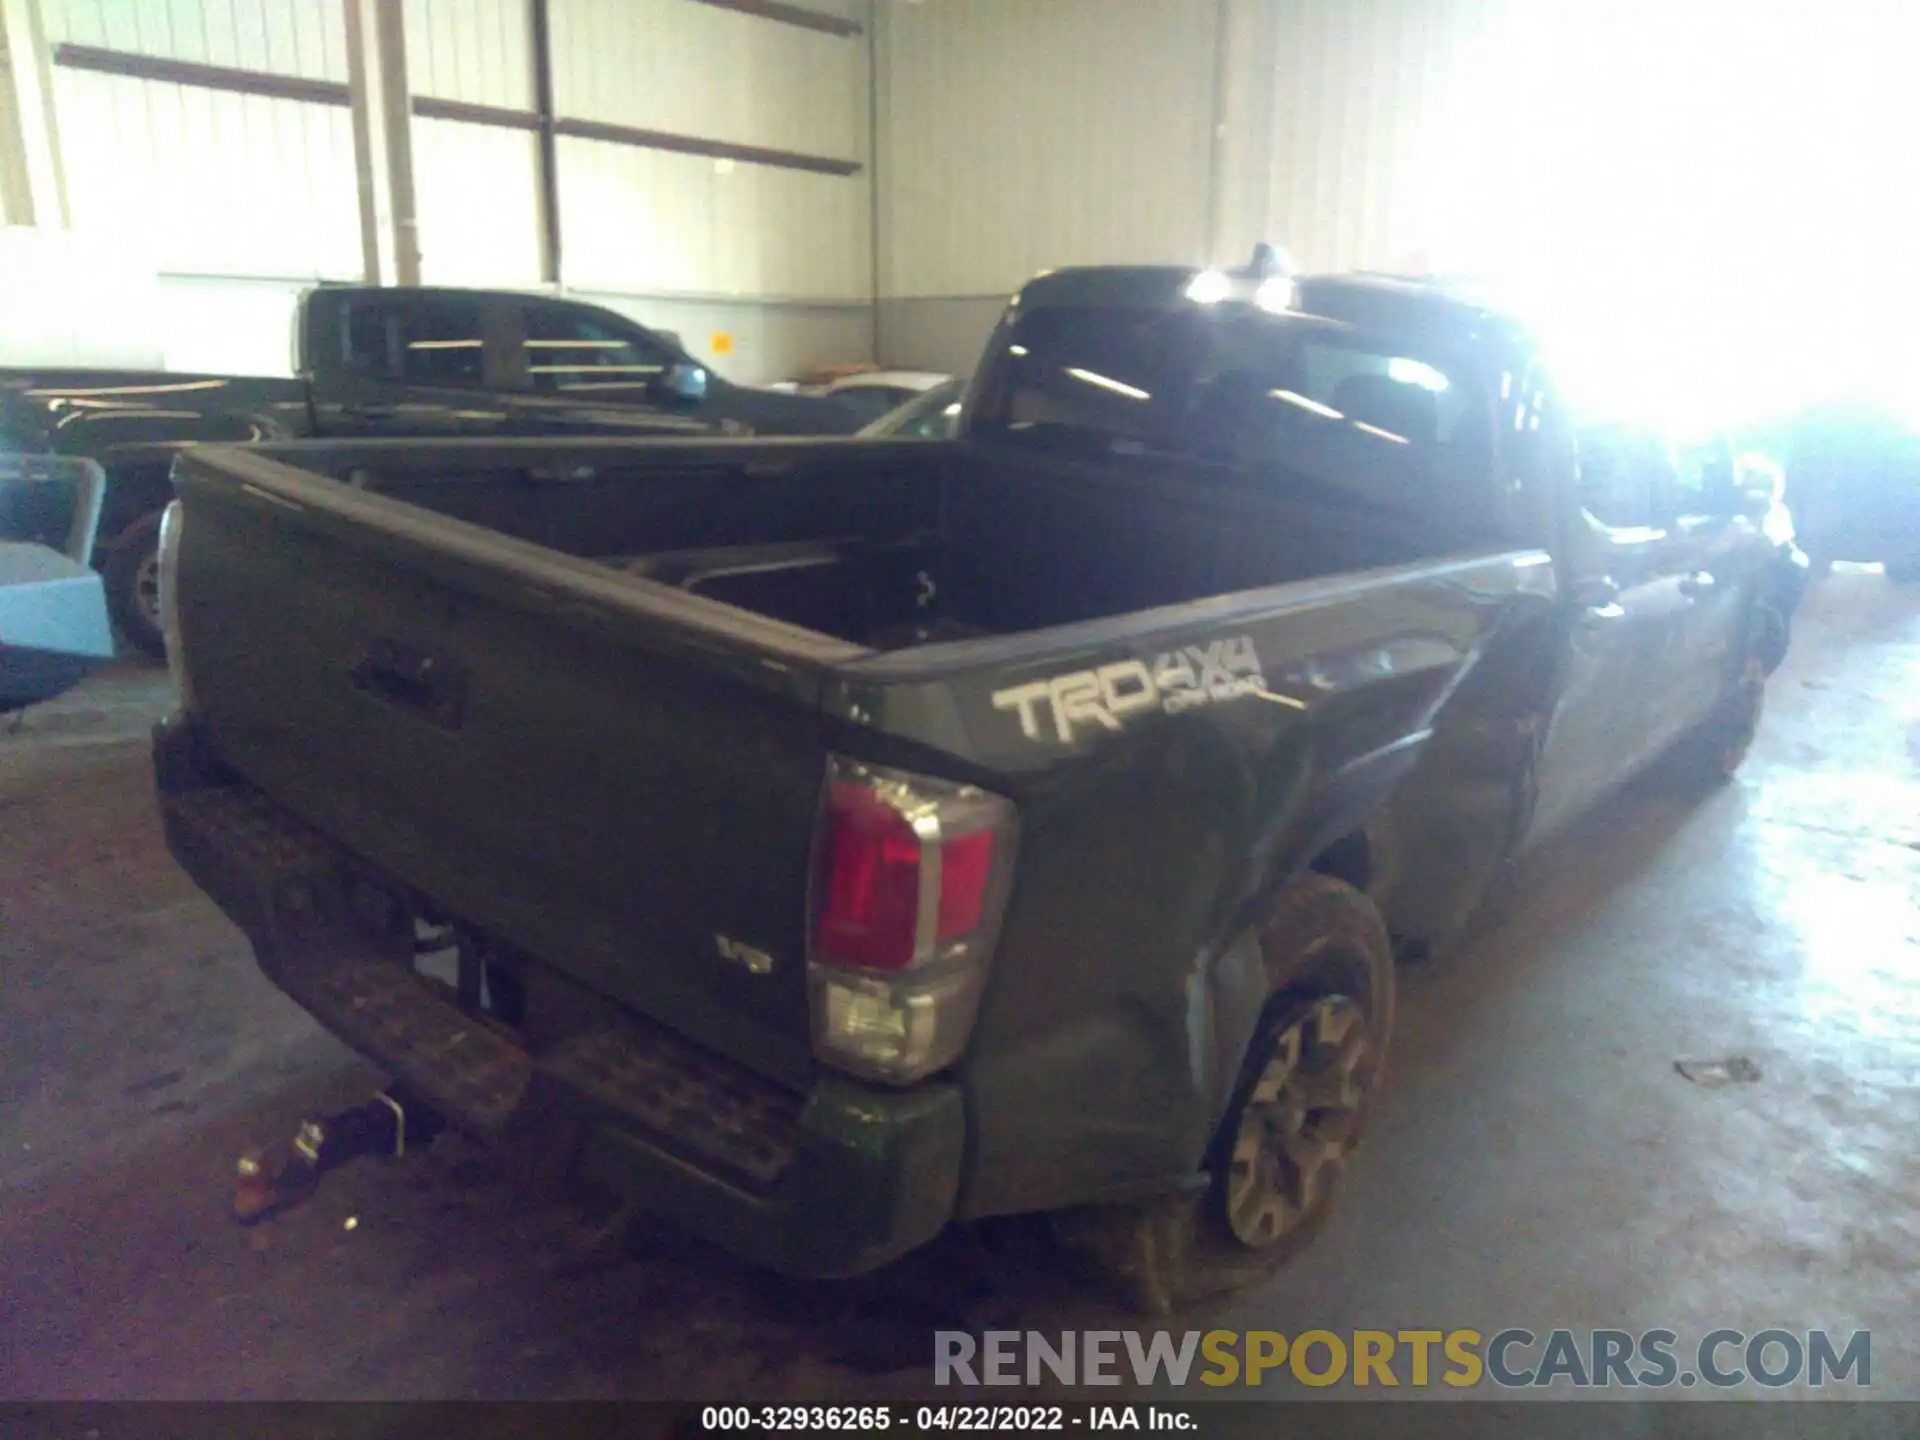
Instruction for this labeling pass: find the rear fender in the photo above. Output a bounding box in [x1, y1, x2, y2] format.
[933, 553, 1558, 1218]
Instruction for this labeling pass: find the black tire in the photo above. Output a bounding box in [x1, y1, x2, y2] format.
[1753, 598, 1792, 676]
[1674, 606, 1776, 786]
[1052, 873, 1396, 1315]
[102, 512, 167, 659]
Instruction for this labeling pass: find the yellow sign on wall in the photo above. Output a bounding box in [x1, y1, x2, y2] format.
[711, 332, 734, 355]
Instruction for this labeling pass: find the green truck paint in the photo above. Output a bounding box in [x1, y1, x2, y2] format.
[153, 267, 1803, 1287]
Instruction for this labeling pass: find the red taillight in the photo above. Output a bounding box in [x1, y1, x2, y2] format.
[811, 764, 1011, 975]
[816, 780, 925, 971]
[808, 757, 1018, 1083]
[936, 829, 995, 940]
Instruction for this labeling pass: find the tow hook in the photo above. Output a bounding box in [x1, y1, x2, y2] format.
[232, 1082, 447, 1226]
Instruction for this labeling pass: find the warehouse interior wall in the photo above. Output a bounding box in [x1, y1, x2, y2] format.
[0, 17, 33, 222]
[5, 0, 1917, 404]
[872, 0, 1226, 374]
[872, 0, 1920, 425]
[0, 0, 874, 384]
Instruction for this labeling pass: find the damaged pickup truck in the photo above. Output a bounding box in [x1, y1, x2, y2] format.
[153, 263, 1801, 1311]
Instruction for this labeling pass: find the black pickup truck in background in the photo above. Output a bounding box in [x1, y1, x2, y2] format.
[154, 263, 1804, 1312]
[0, 286, 864, 654]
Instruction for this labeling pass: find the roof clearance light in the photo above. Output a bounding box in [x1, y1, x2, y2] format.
[1186, 270, 1231, 304]
[1255, 276, 1296, 313]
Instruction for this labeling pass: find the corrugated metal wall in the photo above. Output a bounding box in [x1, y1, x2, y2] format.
[1259, 0, 1487, 274]
[877, 0, 1220, 301]
[552, 0, 870, 301]
[41, 0, 359, 280]
[873, 0, 1488, 306]
[404, 0, 544, 286]
[0, 21, 27, 223]
[16, 0, 877, 378]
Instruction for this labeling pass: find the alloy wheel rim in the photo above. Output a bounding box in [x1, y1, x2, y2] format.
[134, 551, 163, 628]
[1224, 993, 1369, 1249]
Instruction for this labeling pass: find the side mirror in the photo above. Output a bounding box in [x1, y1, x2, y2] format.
[1732, 454, 1784, 515]
[659, 362, 708, 403]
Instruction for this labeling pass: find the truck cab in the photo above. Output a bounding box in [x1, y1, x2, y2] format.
[1, 285, 862, 656]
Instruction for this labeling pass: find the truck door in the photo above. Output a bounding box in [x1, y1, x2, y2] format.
[501, 301, 715, 438]
[310, 292, 517, 439]
[1525, 428, 1695, 843]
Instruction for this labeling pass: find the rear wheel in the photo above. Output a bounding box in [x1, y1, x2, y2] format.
[1675, 609, 1775, 785]
[102, 512, 166, 659]
[1053, 874, 1395, 1314]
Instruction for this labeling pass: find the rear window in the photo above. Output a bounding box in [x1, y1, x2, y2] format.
[980, 304, 1493, 519]
[344, 297, 485, 387]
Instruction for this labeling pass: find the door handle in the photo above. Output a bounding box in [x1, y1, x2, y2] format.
[350, 638, 467, 730]
[1679, 571, 1717, 598]
[345, 403, 399, 421]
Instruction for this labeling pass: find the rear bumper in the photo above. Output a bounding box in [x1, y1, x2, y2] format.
[153, 714, 964, 1278]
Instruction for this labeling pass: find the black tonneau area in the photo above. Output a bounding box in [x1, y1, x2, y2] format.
[264, 435, 1504, 652]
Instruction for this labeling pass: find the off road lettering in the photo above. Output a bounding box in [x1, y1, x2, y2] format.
[993, 637, 1267, 744]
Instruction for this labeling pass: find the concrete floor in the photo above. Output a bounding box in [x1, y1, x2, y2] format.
[2, 570, 1916, 1405]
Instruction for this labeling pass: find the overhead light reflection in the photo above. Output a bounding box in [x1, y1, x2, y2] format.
[1270, 389, 1343, 420]
[1255, 277, 1296, 312]
[1186, 270, 1231, 304]
[1068, 367, 1151, 401]
[1387, 357, 1451, 392]
[1353, 421, 1409, 444]
[25, 379, 227, 398]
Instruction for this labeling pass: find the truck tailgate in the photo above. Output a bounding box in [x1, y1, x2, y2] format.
[171, 449, 859, 1088]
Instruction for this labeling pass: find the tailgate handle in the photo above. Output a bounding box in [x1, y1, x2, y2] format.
[350, 638, 468, 730]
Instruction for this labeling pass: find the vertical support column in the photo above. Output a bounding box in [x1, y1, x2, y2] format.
[343, 0, 419, 285]
[529, 0, 561, 285]
[0, 0, 69, 227]
[864, 0, 882, 363]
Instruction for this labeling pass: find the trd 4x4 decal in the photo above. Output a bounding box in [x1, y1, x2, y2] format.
[992, 636, 1266, 744]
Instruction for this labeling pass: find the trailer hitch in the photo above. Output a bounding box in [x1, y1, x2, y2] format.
[233, 1082, 447, 1226]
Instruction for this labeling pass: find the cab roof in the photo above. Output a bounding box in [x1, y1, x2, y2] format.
[1010, 264, 1536, 362]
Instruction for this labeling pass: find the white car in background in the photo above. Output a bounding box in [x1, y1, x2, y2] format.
[769, 368, 956, 428]
[858, 376, 967, 440]
[817, 370, 954, 427]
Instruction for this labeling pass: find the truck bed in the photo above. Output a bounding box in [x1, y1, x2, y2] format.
[165, 433, 1549, 1104]
[242, 435, 1495, 652]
